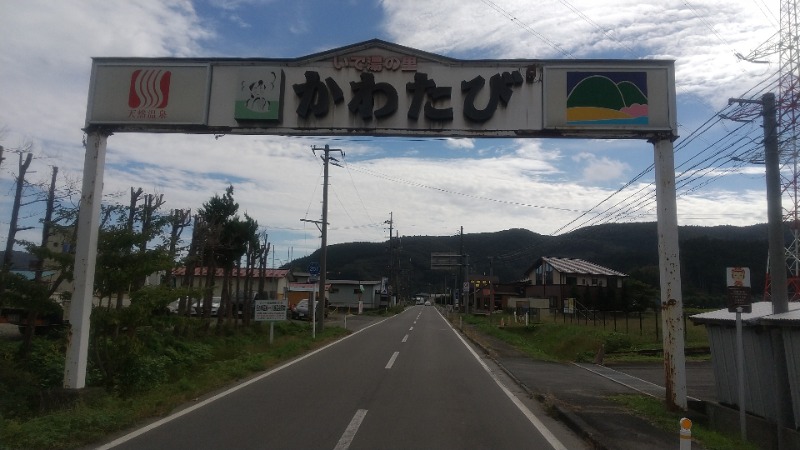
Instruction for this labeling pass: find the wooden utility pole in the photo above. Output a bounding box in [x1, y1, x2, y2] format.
[311, 144, 344, 331]
[385, 212, 393, 307]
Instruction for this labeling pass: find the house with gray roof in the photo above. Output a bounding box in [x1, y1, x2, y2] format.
[521, 257, 629, 312]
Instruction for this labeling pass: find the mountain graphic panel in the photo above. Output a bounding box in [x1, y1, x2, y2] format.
[566, 72, 648, 126]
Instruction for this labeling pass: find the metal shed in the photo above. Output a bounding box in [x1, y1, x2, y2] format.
[690, 302, 800, 426]
[759, 308, 800, 429]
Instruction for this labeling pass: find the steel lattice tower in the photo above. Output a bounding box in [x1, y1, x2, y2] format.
[739, 0, 800, 301]
[778, 0, 800, 301]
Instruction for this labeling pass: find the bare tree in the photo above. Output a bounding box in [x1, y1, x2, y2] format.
[2, 149, 34, 271]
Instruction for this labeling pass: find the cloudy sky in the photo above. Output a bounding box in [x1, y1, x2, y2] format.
[0, 0, 782, 265]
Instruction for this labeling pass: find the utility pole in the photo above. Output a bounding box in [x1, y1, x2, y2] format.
[730, 93, 792, 446]
[460, 226, 469, 314]
[729, 94, 788, 314]
[384, 213, 393, 307]
[311, 144, 344, 331]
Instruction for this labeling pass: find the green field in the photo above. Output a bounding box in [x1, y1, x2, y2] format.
[449, 308, 710, 362]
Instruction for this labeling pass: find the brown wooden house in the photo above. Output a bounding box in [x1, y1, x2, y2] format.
[521, 257, 628, 312]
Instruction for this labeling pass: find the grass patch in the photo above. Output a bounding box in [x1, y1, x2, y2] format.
[612, 394, 758, 450]
[454, 310, 710, 363]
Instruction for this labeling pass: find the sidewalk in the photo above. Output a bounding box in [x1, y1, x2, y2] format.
[459, 323, 705, 450]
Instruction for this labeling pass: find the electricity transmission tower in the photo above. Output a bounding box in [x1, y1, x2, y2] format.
[738, 0, 800, 301]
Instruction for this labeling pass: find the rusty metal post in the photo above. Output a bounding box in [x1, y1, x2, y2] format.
[653, 137, 688, 410]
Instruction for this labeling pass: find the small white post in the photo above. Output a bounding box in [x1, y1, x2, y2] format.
[679, 417, 692, 450]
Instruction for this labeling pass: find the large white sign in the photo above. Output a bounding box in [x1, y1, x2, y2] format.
[85, 39, 676, 140]
[254, 300, 287, 322]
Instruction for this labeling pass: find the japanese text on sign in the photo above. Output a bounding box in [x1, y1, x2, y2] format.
[254, 300, 287, 321]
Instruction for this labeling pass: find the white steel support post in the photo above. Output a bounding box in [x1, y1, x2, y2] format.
[653, 137, 687, 411]
[63, 130, 109, 389]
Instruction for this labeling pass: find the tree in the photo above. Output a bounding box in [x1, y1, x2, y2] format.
[196, 186, 239, 321]
[92, 188, 173, 318]
[2, 149, 33, 271]
[192, 186, 261, 327]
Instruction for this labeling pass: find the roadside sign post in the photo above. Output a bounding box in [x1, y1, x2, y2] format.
[254, 299, 287, 345]
[726, 266, 751, 440]
[735, 306, 746, 440]
[309, 262, 320, 340]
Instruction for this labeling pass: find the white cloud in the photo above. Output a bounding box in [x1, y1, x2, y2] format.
[572, 153, 631, 182]
[444, 138, 475, 149]
[0, 0, 779, 256]
[382, 0, 777, 108]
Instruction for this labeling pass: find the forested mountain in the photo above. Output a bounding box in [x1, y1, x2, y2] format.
[287, 222, 770, 302]
[2, 223, 769, 306]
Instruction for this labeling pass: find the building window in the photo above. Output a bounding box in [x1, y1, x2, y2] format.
[591, 278, 598, 286]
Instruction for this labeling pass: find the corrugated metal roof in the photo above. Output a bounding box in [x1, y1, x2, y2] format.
[690, 301, 800, 325]
[541, 257, 628, 277]
[759, 307, 800, 325]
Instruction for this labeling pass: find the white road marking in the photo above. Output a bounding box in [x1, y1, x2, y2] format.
[409, 326, 414, 331]
[435, 309, 568, 450]
[402, 334, 409, 343]
[94, 318, 390, 449]
[385, 351, 400, 369]
[334, 409, 368, 450]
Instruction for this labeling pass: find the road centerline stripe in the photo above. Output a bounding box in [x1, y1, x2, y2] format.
[402, 334, 409, 343]
[385, 351, 399, 369]
[334, 409, 368, 450]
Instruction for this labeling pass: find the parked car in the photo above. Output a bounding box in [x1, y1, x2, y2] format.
[292, 299, 313, 320]
[167, 300, 180, 314]
[193, 297, 221, 316]
[291, 299, 328, 320]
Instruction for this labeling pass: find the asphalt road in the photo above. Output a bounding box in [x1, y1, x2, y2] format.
[95, 306, 588, 450]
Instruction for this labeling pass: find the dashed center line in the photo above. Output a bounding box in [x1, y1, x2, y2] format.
[334, 409, 368, 450]
[402, 334, 409, 343]
[385, 351, 399, 369]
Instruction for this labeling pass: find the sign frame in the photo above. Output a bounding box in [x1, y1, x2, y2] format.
[254, 299, 287, 322]
[84, 39, 677, 141]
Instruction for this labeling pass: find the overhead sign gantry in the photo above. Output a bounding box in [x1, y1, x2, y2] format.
[70, 39, 687, 410]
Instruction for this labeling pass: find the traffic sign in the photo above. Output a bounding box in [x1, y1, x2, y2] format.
[308, 262, 320, 275]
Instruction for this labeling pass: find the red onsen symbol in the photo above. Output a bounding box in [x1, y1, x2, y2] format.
[128, 69, 172, 109]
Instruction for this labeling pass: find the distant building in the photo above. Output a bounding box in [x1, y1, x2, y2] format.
[521, 257, 628, 312]
[171, 267, 294, 300]
[327, 280, 382, 310]
[286, 279, 382, 311]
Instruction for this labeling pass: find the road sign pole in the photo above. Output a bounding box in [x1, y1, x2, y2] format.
[736, 307, 746, 440]
[270, 321, 275, 345]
